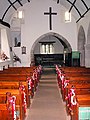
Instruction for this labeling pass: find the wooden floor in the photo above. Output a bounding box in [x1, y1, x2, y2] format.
[25, 68, 70, 120]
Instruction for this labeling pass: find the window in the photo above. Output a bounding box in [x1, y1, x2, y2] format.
[65, 11, 71, 23]
[41, 43, 54, 54]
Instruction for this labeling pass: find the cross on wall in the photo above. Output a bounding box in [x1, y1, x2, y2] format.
[44, 7, 57, 30]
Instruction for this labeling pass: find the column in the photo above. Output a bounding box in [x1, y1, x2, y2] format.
[85, 44, 90, 67]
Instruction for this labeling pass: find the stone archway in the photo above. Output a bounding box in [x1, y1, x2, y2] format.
[78, 26, 86, 66]
[30, 32, 72, 66]
[85, 23, 90, 67]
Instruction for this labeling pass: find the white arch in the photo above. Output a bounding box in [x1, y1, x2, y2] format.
[85, 22, 90, 67]
[30, 32, 72, 65]
[87, 23, 90, 44]
[78, 26, 86, 66]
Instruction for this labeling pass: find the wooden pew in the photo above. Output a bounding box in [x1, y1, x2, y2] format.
[64, 72, 90, 77]
[60, 76, 90, 100]
[57, 68, 90, 93]
[56, 66, 90, 89]
[0, 66, 37, 74]
[63, 83, 90, 101]
[58, 67, 90, 84]
[0, 76, 31, 107]
[0, 66, 40, 86]
[61, 66, 90, 72]
[65, 84, 90, 114]
[7, 66, 37, 72]
[0, 66, 42, 120]
[2, 66, 41, 80]
[66, 84, 90, 96]
[56, 65, 90, 120]
[70, 94, 90, 120]
[61, 74, 90, 96]
[0, 104, 11, 120]
[2, 69, 32, 75]
[0, 67, 40, 93]
[0, 88, 26, 120]
[2, 66, 37, 75]
[8, 66, 42, 82]
[0, 66, 41, 106]
[0, 81, 20, 89]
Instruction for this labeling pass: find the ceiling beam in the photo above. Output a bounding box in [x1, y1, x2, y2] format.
[67, 0, 81, 17]
[69, 0, 76, 12]
[67, 0, 90, 23]
[7, 0, 17, 10]
[57, 0, 59, 4]
[0, 19, 10, 28]
[16, 0, 23, 6]
[27, 0, 30, 2]
[76, 8, 90, 23]
[2, 0, 17, 20]
[81, 0, 89, 10]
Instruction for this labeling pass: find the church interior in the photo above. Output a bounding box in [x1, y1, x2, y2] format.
[0, 0, 90, 120]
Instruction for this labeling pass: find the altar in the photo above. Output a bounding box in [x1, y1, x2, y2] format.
[34, 54, 64, 67]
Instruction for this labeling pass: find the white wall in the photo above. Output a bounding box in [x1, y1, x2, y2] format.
[16, 0, 77, 66]
[77, 12, 90, 67]
[9, 0, 78, 66]
[77, 13, 90, 44]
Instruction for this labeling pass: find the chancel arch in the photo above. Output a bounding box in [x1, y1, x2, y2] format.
[78, 26, 86, 67]
[30, 32, 72, 67]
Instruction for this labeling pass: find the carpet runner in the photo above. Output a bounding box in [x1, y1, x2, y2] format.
[25, 68, 70, 120]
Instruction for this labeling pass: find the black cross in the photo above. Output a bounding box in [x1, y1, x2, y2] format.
[44, 7, 57, 30]
[57, 0, 59, 4]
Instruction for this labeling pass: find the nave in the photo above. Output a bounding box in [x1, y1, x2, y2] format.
[25, 68, 69, 120]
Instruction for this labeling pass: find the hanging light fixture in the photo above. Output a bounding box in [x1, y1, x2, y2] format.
[65, 11, 71, 22]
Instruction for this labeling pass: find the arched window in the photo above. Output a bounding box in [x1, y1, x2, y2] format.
[40, 43, 54, 54]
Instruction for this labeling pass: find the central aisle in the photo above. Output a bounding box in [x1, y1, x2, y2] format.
[26, 68, 69, 120]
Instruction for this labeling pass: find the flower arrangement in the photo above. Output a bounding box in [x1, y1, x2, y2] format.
[0, 52, 8, 61]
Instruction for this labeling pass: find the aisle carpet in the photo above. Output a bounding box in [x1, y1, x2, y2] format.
[25, 68, 70, 120]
